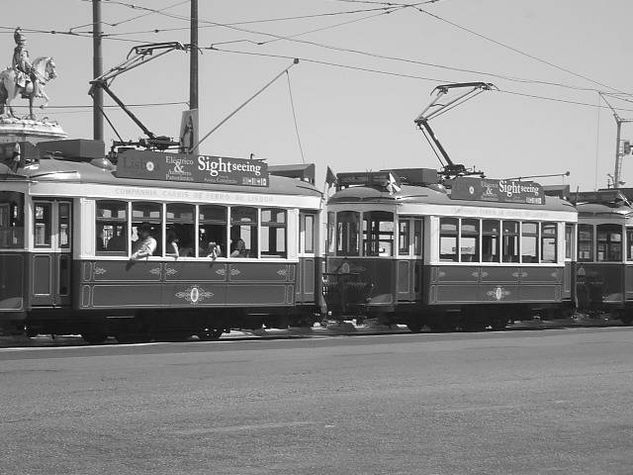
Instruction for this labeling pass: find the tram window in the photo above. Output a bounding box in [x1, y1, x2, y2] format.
[300, 213, 315, 254]
[230, 206, 257, 258]
[565, 224, 574, 260]
[132, 202, 162, 256]
[199, 205, 227, 258]
[33, 202, 52, 247]
[58, 202, 71, 249]
[363, 211, 393, 257]
[439, 217, 458, 262]
[521, 222, 539, 263]
[597, 224, 622, 262]
[96, 200, 127, 254]
[578, 224, 593, 262]
[327, 212, 335, 255]
[336, 211, 360, 256]
[482, 220, 500, 262]
[399, 220, 410, 255]
[414, 219, 423, 256]
[627, 228, 633, 261]
[261, 208, 287, 258]
[0, 191, 24, 249]
[502, 221, 519, 263]
[166, 203, 195, 257]
[541, 223, 557, 263]
[460, 219, 479, 262]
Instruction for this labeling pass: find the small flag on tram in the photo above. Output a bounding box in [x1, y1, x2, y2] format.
[326, 166, 337, 188]
[386, 172, 401, 195]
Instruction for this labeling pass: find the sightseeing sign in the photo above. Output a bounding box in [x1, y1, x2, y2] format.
[450, 176, 545, 205]
[115, 150, 269, 187]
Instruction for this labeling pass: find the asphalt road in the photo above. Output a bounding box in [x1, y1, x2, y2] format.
[2, 328, 633, 474]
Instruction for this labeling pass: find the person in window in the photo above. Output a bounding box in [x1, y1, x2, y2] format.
[230, 238, 247, 257]
[107, 229, 126, 251]
[131, 222, 157, 259]
[166, 230, 180, 257]
[207, 241, 221, 258]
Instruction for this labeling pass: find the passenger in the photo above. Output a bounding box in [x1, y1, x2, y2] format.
[130, 222, 157, 259]
[230, 238, 247, 257]
[107, 230, 126, 251]
[207, 241, 221, 259]
[166, 230, 180, 257]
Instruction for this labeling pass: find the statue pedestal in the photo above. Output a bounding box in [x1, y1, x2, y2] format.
[0, 117, 66, 143]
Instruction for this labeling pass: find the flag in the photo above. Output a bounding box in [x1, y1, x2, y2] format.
[386, 172, 401, 195]
[326, 166, 337, 188]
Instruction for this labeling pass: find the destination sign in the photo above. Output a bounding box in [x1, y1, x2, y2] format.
[115, 150, 269, 187]
[450, 176, 545, 205]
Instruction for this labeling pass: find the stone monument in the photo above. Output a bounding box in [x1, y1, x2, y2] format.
[0, 27, 66, 143]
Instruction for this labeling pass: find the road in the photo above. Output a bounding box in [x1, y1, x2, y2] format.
[1, 327, 633, 474]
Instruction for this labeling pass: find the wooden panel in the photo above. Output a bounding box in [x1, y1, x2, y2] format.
[435, 284, 480, 303]
[32, 254, 52, 296]
[91, 284, 162, 308]
[297, 257, 316, 303]
[162, 283, 226, 307]
[479, 284, 519, 303]
[397, 260, 410, 297]
[163, 262, 228, 282]
[0, 254, 24, 310]
[478, 266, 519, 283]
[518, 266, 562, 283]
[433, 266, 480, 283]
[563, 262, 572, 297]
[625, 265, 633, 301]
[518, 285, 561, 302]
[92, 261, 162, 282]
[226, 284, 289, 306]
[228, 263, 293, 282]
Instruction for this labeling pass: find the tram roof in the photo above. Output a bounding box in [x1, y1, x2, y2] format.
[7, 155, 322, 198]
[575, 202, 633, 219]
[328, 183, 574, 212]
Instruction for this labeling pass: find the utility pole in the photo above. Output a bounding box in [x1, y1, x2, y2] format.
[190, 0, 198, 111]
[92, 0, 104, 142]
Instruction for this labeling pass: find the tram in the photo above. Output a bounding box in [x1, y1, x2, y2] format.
[0, 139, 323, 343]
[573, 189, 633, 323]
[323, 169, 578, 331]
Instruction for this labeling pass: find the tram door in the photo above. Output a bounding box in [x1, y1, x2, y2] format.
[397, 217, 424, 302]
[30, 199, 72, 307]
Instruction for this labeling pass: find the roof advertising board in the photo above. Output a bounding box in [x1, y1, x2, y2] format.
[115, 149, 269, 187]
[450, 176, 544, 205]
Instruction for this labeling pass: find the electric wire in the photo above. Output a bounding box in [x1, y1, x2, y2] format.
[209, 47, 633, 114]
[286, 71, 306, 164]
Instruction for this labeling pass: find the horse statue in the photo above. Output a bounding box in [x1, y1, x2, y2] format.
[0, 56, 57, 120]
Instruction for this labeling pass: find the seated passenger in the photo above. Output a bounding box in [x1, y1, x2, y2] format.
[130, 222, 157, 259]
[230, 238, 247, 257]
[107, 231, 126, 251]
[207, 241, 221, 259]
[166, 230, 180, 257]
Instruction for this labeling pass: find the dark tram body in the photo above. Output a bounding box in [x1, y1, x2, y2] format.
[324, 170, 578, 331]
[0, 139, 323, 342]
[573, 190, 633, 323]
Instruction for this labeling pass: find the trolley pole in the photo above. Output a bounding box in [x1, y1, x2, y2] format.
[92, 0, 104, 142]
[190, 0, 198, 111]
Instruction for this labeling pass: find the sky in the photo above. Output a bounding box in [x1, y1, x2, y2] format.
[2, 0, 633, 191]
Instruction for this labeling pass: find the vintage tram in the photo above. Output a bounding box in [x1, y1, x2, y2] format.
[0, 139, 323, 343]
[323, 169, 578, 331]
[573, 189, 633, 323]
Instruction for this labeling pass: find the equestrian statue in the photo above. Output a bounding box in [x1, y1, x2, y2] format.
[0, 28, 57, 120]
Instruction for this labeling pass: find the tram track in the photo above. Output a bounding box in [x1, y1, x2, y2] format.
[0, 315, 626, 348]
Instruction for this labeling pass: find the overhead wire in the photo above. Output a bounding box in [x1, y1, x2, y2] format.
[209, 46, 633, 114]
[286, 71, 306, 164]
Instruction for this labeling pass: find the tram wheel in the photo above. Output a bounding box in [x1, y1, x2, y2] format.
[197, 328, 223, 341]
[82, 333, 108, 345]
[407, 322, 424, 333]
